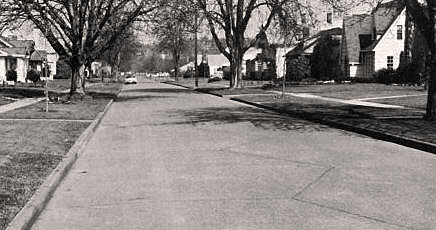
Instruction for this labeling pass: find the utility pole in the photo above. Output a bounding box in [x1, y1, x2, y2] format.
[194, 9, 199, 87]
[43, 5, 49, 112]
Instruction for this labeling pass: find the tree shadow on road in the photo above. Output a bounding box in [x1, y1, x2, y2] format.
[122, 88, 195, 94]
[164, 105, 330, 132]
[115, 95, 172, 102]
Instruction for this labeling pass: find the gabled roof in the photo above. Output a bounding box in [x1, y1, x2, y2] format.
[286, 27, 342, 58]
[372, 0, 404, 35]
[30, 50, 47, 61]
[342, 0, 405, 62]
[362, 3, 405, 51]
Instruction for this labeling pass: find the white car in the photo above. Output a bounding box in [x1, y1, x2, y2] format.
[124, 75, 137, 84]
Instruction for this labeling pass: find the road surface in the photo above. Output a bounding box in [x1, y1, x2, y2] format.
[32, 79, 436, 230]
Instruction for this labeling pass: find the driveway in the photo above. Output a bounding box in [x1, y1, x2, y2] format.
[31, 79, 436, 230]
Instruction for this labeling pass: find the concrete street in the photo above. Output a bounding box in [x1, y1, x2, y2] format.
[32, 79, 436, 230]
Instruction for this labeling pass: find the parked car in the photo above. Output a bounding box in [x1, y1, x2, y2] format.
[124, 74, 137, 84]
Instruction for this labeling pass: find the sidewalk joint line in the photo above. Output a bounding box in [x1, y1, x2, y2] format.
[292, 198, 416, 230]
[293, 166, 335, 199]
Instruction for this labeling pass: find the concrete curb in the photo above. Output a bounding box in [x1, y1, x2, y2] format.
[6, 99, 114, 230]
[230, 97, 436, 154]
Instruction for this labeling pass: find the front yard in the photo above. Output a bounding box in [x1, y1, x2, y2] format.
[0, 81, 120, 230]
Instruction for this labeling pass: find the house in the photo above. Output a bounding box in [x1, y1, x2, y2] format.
[30, 50, 47, 72]
[0, 36, 35, 82]
[341, 0, 406, 78]
[2, 21, 59, 79]
[245, 31, 277, 80]
[284, 27, 343, 81]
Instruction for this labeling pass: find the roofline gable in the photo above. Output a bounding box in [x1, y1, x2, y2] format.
[363, 6, 406, 51]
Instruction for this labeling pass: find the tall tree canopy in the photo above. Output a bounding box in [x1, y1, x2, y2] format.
[0, 0, 161, 95]
[196, 0, 353, 89]
[152, 0, 196, 80]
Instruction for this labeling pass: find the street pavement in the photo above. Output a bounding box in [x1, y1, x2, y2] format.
[31, 79, 436, 230]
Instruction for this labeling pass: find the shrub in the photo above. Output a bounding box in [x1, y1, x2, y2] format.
[396, 62, 422, 85]
[6, 70, 17, 82]
[373, 68, 397, 84]
[27, 69, 41, 84]
[310, 34, 343, 81]
[373, 63, 423, 85]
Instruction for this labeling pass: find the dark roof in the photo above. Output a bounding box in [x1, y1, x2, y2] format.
[286, 27, 342, 58]
[343, 14, 373, 63]
[362, 1, 405, 51]
[1, 47, 28, 55]
[7, 39, 34, 49]
[373, 0, 404, 35]
[30, 50, 47, 61]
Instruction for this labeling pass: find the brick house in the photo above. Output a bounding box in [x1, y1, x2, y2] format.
[340, 0, 406, 78]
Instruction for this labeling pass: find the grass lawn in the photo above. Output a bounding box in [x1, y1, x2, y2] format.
[273, 83, 426, 100]
[0, 98, 111, 120]
[368, 95, 428, 110]
[0, 121, 89, 230]
[86, 82, 123, 97]
[0, 81, 116, 229]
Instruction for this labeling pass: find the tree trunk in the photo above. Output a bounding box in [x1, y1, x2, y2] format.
[70, 64, 86, 97]
[174, 52, 179, 81]
[230, 49, 243, 89]
[425, 9, 436, 121]
[425, 54, 436, 120]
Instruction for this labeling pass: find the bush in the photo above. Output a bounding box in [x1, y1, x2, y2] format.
[373, 68, 397, 84]
[27, 69, 41, 84]
[373, 63, 423, 85]
[396, 62, 422, 85]
[6, 70, 17, 82]
[310, 34, 343, 81]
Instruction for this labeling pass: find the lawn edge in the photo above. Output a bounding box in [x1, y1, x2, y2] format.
[5, 99, 114, 230]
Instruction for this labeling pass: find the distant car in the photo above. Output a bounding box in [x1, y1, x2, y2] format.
[124, 74, 137, 84]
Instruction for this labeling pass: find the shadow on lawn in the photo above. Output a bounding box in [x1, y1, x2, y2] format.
[264, 101, 425, 121]
[164, 105, 330, 132]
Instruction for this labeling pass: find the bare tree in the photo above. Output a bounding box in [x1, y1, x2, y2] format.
[0, 0, 161, 96]
[152, 0, 199, 81]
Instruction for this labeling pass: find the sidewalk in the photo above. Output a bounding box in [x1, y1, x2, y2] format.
[0, 97, 44, 113]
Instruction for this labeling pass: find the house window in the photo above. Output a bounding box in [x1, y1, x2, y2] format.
[387, 56, 394, 69]
[397, 25, 403, 40]
[327, 13, 332, 24]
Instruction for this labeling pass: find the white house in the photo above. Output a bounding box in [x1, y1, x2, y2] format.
[2, 21, 59, 79]
[0, 36, 34, 82]
[341, 0, 406, 78]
